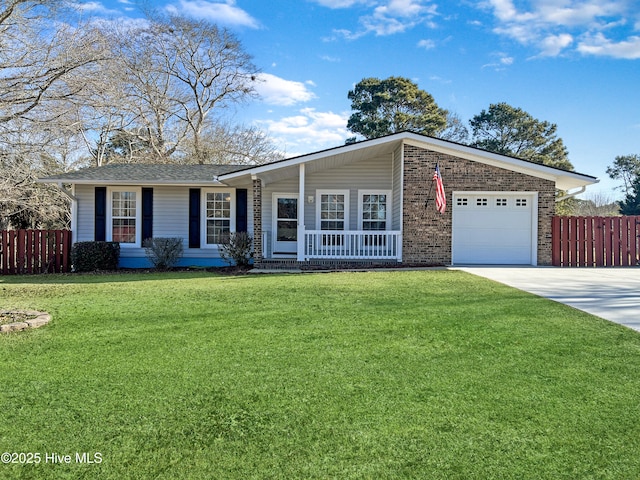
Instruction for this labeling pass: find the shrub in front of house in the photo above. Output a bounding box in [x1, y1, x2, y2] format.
[143, 237, 184, 270]
[71, 241, 120, 272]
[219, 232, 253, 267]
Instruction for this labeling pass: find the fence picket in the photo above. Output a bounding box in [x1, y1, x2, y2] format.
[0, 229, 72, 274]
[552, 216, 640, 267]
[633, 219, 640, 266]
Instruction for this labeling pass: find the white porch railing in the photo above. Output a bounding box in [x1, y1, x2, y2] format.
[304, 230, 402, 261]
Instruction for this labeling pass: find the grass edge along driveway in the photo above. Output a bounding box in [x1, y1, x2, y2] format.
[1, 270, 639, 479]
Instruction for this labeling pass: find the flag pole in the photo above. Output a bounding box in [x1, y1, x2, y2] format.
[424, 163, 437, 208]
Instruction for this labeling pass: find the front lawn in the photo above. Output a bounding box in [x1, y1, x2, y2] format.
[1, 270, 639, 479]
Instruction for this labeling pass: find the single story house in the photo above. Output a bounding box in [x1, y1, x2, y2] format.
[40, 131, 598, 268]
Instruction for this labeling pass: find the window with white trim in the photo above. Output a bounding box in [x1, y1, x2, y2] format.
[318, 191, 349, 231]
[496, 198, 508, 207]
[203, 190, 235, 245]
[108, 188, 141, 246]
[516, 198, 528, 207]
[359, 191, 390, 231]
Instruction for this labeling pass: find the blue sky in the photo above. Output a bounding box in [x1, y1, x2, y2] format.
[83, 0, 640, 199]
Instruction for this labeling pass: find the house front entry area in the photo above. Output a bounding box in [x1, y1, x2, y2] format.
[266, 189, 403, 262]
[272, 194, 298, 256]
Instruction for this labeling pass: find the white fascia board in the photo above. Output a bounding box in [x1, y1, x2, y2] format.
[218, 130, 597, 189]
[402, 134, 597, 188]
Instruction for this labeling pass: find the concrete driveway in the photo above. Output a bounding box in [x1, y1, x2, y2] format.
[455, 266, 640, 333]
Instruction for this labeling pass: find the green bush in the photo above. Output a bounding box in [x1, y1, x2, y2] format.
[71, 241, 120, 272]
[143, 237, 184, 270]
[218, 232, 253, 267]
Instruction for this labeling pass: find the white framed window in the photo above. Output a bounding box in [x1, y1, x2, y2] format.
[496, 198, 508, 207]
[107, 187, 141, 247]
[202, 189, 236, 246]
[317, 190, 349, 231]
[358, 190, 391, 231]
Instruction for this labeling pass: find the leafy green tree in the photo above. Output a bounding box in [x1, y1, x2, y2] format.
[346, 76, 448, 140]
[470, 102, 573, 170]
[618, 176, 640, 215]
[606, 154, 640, 196]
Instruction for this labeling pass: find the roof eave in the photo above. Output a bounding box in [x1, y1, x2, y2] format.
[37, 179, 236, 186]
[219, 131, 598, 189]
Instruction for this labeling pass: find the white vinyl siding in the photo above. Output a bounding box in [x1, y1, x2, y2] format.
[73, 185, 253, 263]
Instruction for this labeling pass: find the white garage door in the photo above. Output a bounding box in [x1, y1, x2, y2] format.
[452, 193, 536, 265]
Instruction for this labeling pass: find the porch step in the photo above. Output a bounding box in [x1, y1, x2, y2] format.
[253, 259, 400, 272]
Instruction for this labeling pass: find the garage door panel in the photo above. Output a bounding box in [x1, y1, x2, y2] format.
[455, 229, 530, 246]
[453, 193, 534, 265]
[455, 246, 531, 264]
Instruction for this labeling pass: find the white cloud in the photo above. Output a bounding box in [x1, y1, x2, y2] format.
[259, 108, 351, 153]
[320, 54, 341, 62]
[538, 33, 574, 57]
[313, 0, 367, 7]
[69, 1, 119, 15]
[362, 0, 438, 36]
[254, 74, 317, 106]
[483, 0, 636, 58]
[482, 52, 514, 70]
[166, 0, 260, 28]
[321, 0, 438, 39]
[577, 33, 640, 59]
[418, 39, 436, 49]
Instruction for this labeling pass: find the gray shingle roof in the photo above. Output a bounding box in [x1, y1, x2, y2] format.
[39, 163, 246, 184]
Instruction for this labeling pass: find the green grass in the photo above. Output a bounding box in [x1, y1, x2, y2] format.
[1, 270, 639, 479]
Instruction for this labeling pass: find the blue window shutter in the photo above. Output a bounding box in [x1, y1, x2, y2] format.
[142, 188, 153, 242]
[95, 187, 106, 241]
[236, 189, 247, 233]
[189, 188, 201, 248]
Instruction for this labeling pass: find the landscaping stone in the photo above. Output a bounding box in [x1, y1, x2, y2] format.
[0, 311, 50, 333]
[1, 322, 29, 332]
[26, 315, 50, 328]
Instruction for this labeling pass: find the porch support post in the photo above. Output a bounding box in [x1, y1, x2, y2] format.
[297, 163, 305, 261]
[252, 175, 263, 262]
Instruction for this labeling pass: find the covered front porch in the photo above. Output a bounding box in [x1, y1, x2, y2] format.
[219, 135, 407, 264]
[261, 158, 404, 262]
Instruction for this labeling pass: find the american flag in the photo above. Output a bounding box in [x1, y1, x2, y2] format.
[433, 164, 446, 214]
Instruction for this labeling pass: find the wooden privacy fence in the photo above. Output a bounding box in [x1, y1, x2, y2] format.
[552, 216, 640, 267]
[1, 230, 72, 274]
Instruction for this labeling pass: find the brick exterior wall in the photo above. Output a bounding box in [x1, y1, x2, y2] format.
[252, 178, 263, 261]
[402, 144, 556, 266]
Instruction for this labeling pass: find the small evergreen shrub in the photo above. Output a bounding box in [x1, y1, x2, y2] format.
[143, 237, 184, 270]
[71, 241, 120, 272]
[219, 232, 253, 267]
